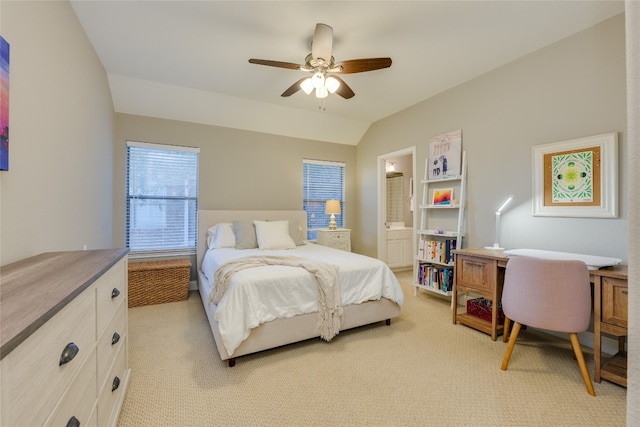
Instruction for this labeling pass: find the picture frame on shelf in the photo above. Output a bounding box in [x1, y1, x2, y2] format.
[428, 130, 462, 180]
[532, 132, 618, 218]
[432, 188, 453, 206]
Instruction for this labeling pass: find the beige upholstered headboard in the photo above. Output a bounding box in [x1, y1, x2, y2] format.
[196, 210, 308, 270]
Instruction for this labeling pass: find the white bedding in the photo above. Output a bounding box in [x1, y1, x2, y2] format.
[201, 243, 404, 356]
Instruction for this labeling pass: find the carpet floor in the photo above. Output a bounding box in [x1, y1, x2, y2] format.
[117, 271, 626, 426]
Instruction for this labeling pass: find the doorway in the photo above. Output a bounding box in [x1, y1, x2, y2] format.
[377, 147, 416, 266]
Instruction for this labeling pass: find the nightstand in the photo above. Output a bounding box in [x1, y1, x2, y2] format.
[316, 228, 351, 251]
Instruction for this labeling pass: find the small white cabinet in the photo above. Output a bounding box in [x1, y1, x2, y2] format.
[317, 228, 351, 251]
[386, 229, 413, 269]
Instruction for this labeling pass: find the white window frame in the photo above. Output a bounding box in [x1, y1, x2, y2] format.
[303, 159, 345, 240]
[126, 141, 199, 258]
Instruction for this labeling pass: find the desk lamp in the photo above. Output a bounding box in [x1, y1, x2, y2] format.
[485, 196, 513, 250]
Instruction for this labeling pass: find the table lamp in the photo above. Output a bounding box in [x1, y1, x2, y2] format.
[485, 196, 513, 250]
[325, 200, 341, 230]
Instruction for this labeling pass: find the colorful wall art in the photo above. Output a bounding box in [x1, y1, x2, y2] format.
[1, 36, 9, 171]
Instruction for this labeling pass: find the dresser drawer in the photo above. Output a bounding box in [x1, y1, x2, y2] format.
[45, 349, 98, 427]
[96, 258, 127, 336]
[97, 301, 126, 388]
[325, 232, 349, 242]
[602, 277, 628, 328]
[455, 255, 497, 294]
[97, 344, 128, 427]
[331, 241, 351, 251]
[1, 287, 96, 427]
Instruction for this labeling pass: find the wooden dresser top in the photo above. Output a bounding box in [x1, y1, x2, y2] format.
[1, 248, 128, 359]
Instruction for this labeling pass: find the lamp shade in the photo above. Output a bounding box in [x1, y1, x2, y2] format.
[312, 71, 325, 89]
[300, 78, 314, 95]
[325, 200, 341, 215]
[325, 76, 340, 94]
[315, 86, 328, 99]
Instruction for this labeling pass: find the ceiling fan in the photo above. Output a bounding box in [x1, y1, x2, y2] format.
[249, 23, 392, 100]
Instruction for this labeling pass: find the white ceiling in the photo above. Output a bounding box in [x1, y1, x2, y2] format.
[70, 1, 624, 145]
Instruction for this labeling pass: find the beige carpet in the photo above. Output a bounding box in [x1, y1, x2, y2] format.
[118, 271, 626, 426]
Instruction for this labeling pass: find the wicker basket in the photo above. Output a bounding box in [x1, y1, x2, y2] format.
[128, 259, 191, 307]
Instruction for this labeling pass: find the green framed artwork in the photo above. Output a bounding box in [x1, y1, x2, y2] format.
[532, 132, 618, 218]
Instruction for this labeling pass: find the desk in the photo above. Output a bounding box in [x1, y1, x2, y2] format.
[452, 248, 628, 387]
[592, 266, 628, 387]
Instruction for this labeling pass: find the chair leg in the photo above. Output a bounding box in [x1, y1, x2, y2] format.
[501, 322, 522, 370]
[503, 317, 511, 343]
[569, 333, 596, 396]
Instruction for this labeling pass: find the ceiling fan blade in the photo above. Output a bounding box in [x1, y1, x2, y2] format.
[311, 23, 333, 62]
[336, 58, 392, 74]
[249, 59, 301, 70]
[281, 77, 308, 97]
[331, 76, 355, 99]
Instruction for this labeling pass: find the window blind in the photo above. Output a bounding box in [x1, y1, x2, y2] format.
[303, 159, 345, 240]
[126, 141, 199, 254]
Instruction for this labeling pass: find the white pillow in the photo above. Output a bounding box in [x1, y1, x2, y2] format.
[206, 224, 223, 245]
[208, 223, 236, 249]
[254, 220, 296, 250]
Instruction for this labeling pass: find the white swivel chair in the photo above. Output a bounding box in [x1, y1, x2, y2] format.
[500, 256, 595, 396]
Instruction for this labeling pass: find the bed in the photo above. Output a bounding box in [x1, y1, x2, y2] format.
[196, 210, 404, 366]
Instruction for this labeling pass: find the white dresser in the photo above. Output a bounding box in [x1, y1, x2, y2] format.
[1, 249, 130, 427]
[316, 228, 351, 251]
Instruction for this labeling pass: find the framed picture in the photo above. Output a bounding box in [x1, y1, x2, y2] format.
[1, 35, 9, 171]
[432, 188, 453, 206]
[428, 130, 462, 180]
[532, 132, 618, 218]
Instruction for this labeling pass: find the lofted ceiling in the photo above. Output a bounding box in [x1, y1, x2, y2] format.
[70, 1, 624, 145]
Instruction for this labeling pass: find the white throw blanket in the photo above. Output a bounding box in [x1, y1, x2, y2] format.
[208, 255, 343, 341]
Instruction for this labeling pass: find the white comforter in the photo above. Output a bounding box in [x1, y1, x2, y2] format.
[201, 243, 404, 356]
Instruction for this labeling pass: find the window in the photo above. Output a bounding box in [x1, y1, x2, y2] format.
[126, 141, 199, 255]
[303, 159, 345, 240]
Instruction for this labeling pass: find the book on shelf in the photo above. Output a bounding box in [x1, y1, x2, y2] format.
[417, 263, 454, 292]
[418, 238, 456, 264]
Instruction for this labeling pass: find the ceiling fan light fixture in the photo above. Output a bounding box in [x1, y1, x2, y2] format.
[325, 76, 340, 94]
[311, 70, 325, 89]
[249, 23, 392, 105]
[300, 78, 314, 95]
[315, 86, 328, 99]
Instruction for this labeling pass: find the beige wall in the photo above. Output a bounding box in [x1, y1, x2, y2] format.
[0, 0, 114, 265]
[356, 14, 628, 261]
[112, 113, 357, 249]
[0, 4, 627, 266]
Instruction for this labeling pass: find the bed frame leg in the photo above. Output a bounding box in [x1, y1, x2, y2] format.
[385, 319, 391, 326]
[228, 358, 236, 367]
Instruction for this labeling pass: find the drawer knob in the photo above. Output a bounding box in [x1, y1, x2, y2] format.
[59, 342, 79, 366]
[111, 288, 121, 298]
[66, 416, 80, 427]
[112, 332, 121, 345]
[112, 376, 120, 392]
